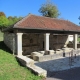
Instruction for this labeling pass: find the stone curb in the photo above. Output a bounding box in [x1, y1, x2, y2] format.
[16, 56, 47, 77]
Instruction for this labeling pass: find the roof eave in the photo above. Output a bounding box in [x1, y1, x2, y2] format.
[13, 27, 80, 33]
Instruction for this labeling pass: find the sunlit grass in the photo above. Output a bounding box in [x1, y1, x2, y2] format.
[0, 38, 42, 80]
[0, 31, 3, 41]
[78, 38, 80, 42]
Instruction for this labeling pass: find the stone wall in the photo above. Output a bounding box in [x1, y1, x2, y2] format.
[22, 34, 68, 55]
[50, 34, 68, 50]
[4, 32, 69, 55]
[68, 43, 80, 48]
[22, 33, 44, 55]
[4, 32, 16, 53]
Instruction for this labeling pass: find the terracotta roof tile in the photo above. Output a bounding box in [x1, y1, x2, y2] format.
[14, 14, 80, 32]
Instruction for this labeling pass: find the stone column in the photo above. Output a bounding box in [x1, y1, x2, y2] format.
[73, 34, 77, 50]
[44, 33, 50, 54]
[16, 33, 23, 56]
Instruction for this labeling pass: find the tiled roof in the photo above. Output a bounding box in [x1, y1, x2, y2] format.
[14, 14, 80, 32]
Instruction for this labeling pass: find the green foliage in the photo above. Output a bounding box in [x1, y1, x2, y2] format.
[0, 12, 6, 17]
[0, 16, 9, 28]
[8, 16, 23, 26]
[0, 41, 42, 80]
[0, 12, 9, 28]
[0, 12, 23, 28]
[39, 0, 59, 18]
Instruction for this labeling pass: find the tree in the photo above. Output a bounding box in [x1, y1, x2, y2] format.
[0, 16, 9, 29]
[0, 12, 23, 30]
[8, 16, 23, 26]
[0, 12, 6, 17]
[39, 0, 59, 18]
[0, 12, 9, 31]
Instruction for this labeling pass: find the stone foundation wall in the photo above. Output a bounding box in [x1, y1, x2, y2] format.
[4, 32, 16, 53]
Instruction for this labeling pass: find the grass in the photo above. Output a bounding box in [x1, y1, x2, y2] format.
[0, 32, 42, 80]
[78, 38, 80, 42]
[0, 42, 42, 80]
[0, 31, 3, 41]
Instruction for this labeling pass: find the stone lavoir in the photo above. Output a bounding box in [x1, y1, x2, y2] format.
[3, 14, 80, 77]
[4, 32, 70, 55]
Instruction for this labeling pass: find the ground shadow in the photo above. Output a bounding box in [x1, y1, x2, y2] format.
[35, 55, 80, 80]
[47, 67, 80, 80]
[0, 41, 25, 67]
[0, 41, 12, 54]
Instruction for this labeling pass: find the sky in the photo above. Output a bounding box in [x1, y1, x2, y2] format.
[0, 0, 80, 25]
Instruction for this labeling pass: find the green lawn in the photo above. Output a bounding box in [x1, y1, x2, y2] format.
[78, 38, 80, 42]
[0, 32, 42, 80]
[0, 31, 3, 41]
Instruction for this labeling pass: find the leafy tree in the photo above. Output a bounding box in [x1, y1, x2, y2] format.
[8, 16, 13, 20]
[8, 16, 23, 26]
[39, 0, 60, 18]
[0, 16, 9, 29]
[0, 12, 23, 31]
[8, 16, 14, 26]
[18, 16, 23, 20]
[0, 12, 9, 31]
[0, 12, 6, 17]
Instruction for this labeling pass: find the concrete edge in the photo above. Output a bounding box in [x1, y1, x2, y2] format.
[16, 55, 47, 77]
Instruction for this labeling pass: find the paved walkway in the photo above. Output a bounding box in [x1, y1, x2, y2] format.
[34, 50, 80, 79]
[35, 55, 80, 72]
[46, 67, 80, 80]
[35, 55, 80, 80]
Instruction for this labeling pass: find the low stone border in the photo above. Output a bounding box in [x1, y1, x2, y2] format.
[16, 55, 34, 66]
[16, 56, 47, 77]
[32, 49, 80, 62]
[27, 65, 47, 77]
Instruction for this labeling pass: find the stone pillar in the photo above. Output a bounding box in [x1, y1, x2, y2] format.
[73, 34, 77, 50]
[16, 33, 23, 55]
[44, 33, 50, 54]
